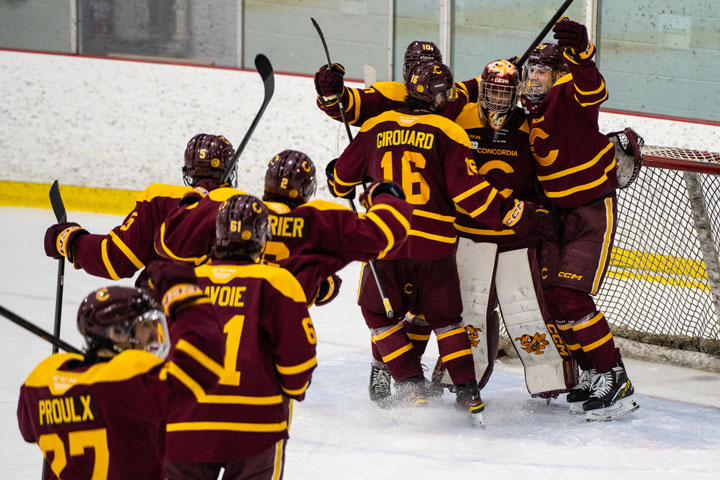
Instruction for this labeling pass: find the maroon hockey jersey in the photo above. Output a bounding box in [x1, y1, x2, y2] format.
[17, 301, 224, 480]
[453, 103, 541, 247]
[525, 57, 618, 209]
[317, 79, 476, 126]
[332, 108, 507, 260]
[70, 184, 195, 279]
[154, 188, 413, 299]
[166, 260, 316, 461]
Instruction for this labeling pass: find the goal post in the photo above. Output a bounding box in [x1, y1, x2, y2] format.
[595, 145, 720, 369]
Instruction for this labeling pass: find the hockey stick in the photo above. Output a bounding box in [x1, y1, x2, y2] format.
[220, 53, 275, 185]
[49, 180, 67, 354]
[513, 0, 575, 68]
[311, 17, 395, 318]
[0, 305, 82, 355]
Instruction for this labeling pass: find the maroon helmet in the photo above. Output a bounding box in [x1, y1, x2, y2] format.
[215, 194, 272, 258]
[77, 286, 170, 358]
[183, 134, 236, 188]
[403, 40, 443, 82]
[263, 150, 317, 207]
[406, 61, 455, 105]
[521, 43, 569, 108]
[479, 59, 521, 130]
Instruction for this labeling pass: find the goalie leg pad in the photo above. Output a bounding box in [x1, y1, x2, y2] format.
[436, 239, 499, 390]
[496, 248, 577, 397]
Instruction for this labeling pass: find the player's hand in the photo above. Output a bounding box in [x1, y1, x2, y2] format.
[314, 273, 343, 306]
[502, 199, 551, 237]
[325, 158, 355, 200]
[144, 260, 203, 318]
[359, 181, 405, 210]
[553, 18, 589, 53]
[314, 63, 345, 98]
[44, 222, 88, 262]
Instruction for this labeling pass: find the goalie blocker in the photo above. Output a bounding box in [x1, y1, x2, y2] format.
[434, 240, 577, 398]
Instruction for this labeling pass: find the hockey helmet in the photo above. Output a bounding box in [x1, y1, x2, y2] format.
[479, 59, 520, 130]
[406, 61, 455, 106]
[403, 40, 443, 82]
[183, 133, 236, 188]
[521, 43, 569, 108]
[263, 150, 317, 207]
[77, 286, 170, 359]
[215, 194, 272, 258]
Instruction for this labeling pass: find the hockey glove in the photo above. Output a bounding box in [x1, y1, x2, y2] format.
[313, 273, 343, 306]
[502, 199, 551, 238]
[608, 127, 645, 189]
[553, 19, 589, 53]
[144, 260, 205, 319]
[359, 181, 405, 210]
[325, 158, 355, 200]
[44, 222, 88, 263]
[314, 63, 345, 104]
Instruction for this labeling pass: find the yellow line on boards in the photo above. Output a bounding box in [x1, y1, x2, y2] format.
[0, 181, 140, 216]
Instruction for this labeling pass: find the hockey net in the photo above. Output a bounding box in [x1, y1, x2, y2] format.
[594, 145, 720, 368]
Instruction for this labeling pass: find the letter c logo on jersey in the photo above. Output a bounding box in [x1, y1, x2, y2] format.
[541, 267, 548, 280]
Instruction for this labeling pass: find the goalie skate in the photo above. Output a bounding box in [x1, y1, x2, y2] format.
[585, 396, 639, 422]
[584, 364, 639, 421]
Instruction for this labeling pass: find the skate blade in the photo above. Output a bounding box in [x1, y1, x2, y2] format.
[469, 412, 486, 428]
[585, 397, 639, 422]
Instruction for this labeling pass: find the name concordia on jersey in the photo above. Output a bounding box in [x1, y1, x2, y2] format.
[514, 332, 551, 355]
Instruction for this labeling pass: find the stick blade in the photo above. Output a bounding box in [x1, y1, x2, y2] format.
[49, 180, 67, 223]
[254, 54, 274, 97]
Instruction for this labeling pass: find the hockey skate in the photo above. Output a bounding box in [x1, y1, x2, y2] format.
[369, 364, 392, 403]
[566, 368, 597, 414]
[583, 364, 639, 421]
[381, 375, 428, 408]
[455, 380, 485, 427]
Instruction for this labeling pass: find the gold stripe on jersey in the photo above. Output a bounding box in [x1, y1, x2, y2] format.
[158, 223, 209, 265]
[537, 142, 614, 181]
[276, 357, 317, 375]
[592, 197, 615, 294]
[574, 79, 606, 96]
[25, 351, 163, 395]
[574, 91, 608, 107]
[266, 201, 292, 214]
[452, 180, 491, 204]
[281, 380, 310, 397]
[453, 223, 515, 236]
[553, 73, 573, 88]
[359, 110, 473, 149]
[346, 87, 361, 125]
[195, 263, 307, 303]
[167, 420, 288, 433]
[372, 81, 409, 102]
[164, 362, 283, 405]
[412, 209, 455, 223]
[572, 312, 604, 331]
[409, 229, 457, 243]
[109, 231, 144, 269]
[100, 239, 121, 280]
[304, 199, 353, 212]
[543, 158, 616, 198]
[468, 188, 499, 218]
[333, 173, 363, 187]
[372, 204, 412, 231]
[136, 184, 192, 202]
[364, 211, 395, 259]
[208, 186, 247, 202]
[175, 339, 225, 378]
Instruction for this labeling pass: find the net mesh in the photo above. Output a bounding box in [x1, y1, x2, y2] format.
[595, 147, 720, 356]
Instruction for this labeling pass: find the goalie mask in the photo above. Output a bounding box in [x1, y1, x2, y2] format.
[402, 40, 443, 82]
[608, 127, 645, 189]
[479, 59, 520, 130]
[215, 194, 272, 258]
[406, 61, 455, 110]
[77, 286, 170, 359]
[183, 133, 236, 189]
[263, 150, 317, 208]
[521, 43, 569, 111]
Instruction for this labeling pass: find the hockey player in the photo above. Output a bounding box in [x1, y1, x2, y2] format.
[520, 19, 639, 420]
[314, 40, 475, 127]
[329, 60, 543, 423]
[154, 150, 413, 306]
[43, 133, 242, 280]
[17, 264, 224, 479]
[162, 194, 316, 480]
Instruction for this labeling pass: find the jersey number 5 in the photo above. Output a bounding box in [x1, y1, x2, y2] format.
[380, 151, 430, 205]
